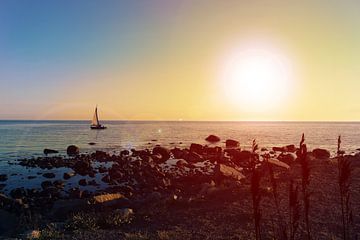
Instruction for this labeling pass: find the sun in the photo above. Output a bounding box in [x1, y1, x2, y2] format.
[220, 44, 295, 113]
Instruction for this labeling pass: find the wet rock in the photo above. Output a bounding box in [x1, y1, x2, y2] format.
[273, 145, 296, 153]
[10, 188, 26, 199]
[0, 193, 14, 208]
[93, 150, 108, 161]
[41, 180, 53, 189]
[88, 142, 96, 145]
[53, 180, 65, 189]
[278, 153, 297, 165]
[67, 145, 80, 156]
[120, 150, 130, 156]
[43, 172, 55, 179]
[215, 164, 245, 181]
[152, 146, 170, 163]
[312, 148, 330, 159]
[113, 208, 134, 223]
[88, 179, 98, 186]
[171, 147, 186, 159]
[20, 230, 41, 239]
[27, 176, 36, 179]
[205, 135, 221, 143]
[73, 159, 92, 176]
[225, 139, 239, 148]
[190, 143, 204, 155]
[69, 187, 84, 199]
[232, 150, 252, 165]
[0, 209, 19, 237]
[0, 174, 8, 182]
[79, 179, 87, 186]
[43, 148, 59, 155]
[101, 175, 111, 183]
[63, 171, 75, 180]
[184, 151, 203, 163]
[176, 159, 188, 168]
[0, 184, 5, 190]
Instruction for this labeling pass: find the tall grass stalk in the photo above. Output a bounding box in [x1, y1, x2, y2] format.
[337, 135, 352, 240]
[298, 134, 311, 240]
[288, 180, 300, 240]
[251, 139, 262, 240]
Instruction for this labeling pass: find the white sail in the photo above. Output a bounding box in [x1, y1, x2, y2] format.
[91, 107, 100, 126]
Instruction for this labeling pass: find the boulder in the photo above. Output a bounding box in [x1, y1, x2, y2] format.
[171, 148, 186, 159]
[89, 193, 130, 208]
[278, 153, 297, 165]
[225, 139, 239, 148]
[152, 146, 170, 163]
[232, 150, 252, 164]
[10, 188, 26, 199]
[215, 164, 245, 181]
[67, 145, 79, 156]
[79, 179, 87, 186]
[63, 172, 75, 180]
[41, 180, 53, 189]
[205, 135, 221, 143]
[176, 159, 188, 168]
[273, 145, 296, 153]
[184, 151, 203, 163]
[43, 172, 55, 179]
[43, 149, 59, 155]
[312, 148, 330, 159]
[0, 174, 7, 182]
[190, 143, 203, 154]
[73, 160, 91, 176]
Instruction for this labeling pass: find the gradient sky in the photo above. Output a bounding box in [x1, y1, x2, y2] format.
[1, 0, 360, 121]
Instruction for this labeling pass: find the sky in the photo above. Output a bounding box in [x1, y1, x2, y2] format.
[1, 0, 360, 121]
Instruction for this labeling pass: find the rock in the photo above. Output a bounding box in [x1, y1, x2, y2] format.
[278, 153, 297, 165]
[205, 135, 221, 143]
[41, 180, 53, 189]
[120, 150, 130, 156]
[67, 145, 80, 156]
[88, 142, 96, 145]
[190, 143, 203, 154]
[63, 172, 75, 180]
[73, 159, 91, 176]
[0, 174, 8, 182]
[184, 151, 203, 163]
[0, 193, 14, 208]
[43, 148, 59, 155]
[43, 172, 55, 179]
[215, 164, 245, 181]
[113, 208, 134, 223]
[176, 159, 188, 168]
[89, 193, 130, 208]
[152, 146, 170, 163]
[53, 180, 65, 189]
[273, 145, 296, 153]
[0, 209, 19, 237]
[225, 139, 239, 148]
[27, 176, 36, 179]
[231, 150, 252, 165]
[312, 148, 330, 159]
[79, 179, 87, 186]
[171, 148, 186, 159]
[10, 188, 26, 199]
[20, 230, 41, 239]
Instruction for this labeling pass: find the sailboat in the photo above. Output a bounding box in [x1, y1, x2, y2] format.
[90, 106, 107, 130]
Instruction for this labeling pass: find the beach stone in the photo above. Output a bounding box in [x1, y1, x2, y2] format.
[63, 171, 75, 180]
[88, 142, 96, 145]
[215, 164, 245, 181]
[225, 139, 240, 148]
[73, 159, 91, 176]
[184, 151, 203, 163]
[43, 148, 59, 155]
[10, 188, 26, 199]
[43, 172, 55, 179]
[176, 159, 188, 168]
[152, 146, 170, 163]
[171, 148, 186, 159]
[278, 153, 297, 165]
[205, 135, 221, 143]
[41, 180, 53, 189]
[312, 148, 330, 159]
[232, 150, 252, 165]
[79, 179, 87, 186]
[67, 145, 79, 156]
[0, 209, 19, 237]
[89, 193, 130, 208]
[0, 174, 8, 182]
[190, 143, 203, 154]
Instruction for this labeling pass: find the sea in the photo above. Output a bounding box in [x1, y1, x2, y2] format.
[1, 120, 360, 192]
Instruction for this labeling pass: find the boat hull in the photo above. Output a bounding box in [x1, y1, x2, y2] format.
[90, 125, 107, 130]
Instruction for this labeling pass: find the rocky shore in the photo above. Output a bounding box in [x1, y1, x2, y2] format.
[0, 135, 359, 239]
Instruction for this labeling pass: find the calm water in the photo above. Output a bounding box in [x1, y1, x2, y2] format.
[1, 120, 360, 163]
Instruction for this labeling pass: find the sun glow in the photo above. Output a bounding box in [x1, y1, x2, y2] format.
[220, 43, 295, 113]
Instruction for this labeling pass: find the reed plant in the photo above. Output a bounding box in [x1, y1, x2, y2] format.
[298, 134, 311, 240]
[337, 135, 353, 240]
[288, 179, 300, 240]
[250, 139, 262, 240]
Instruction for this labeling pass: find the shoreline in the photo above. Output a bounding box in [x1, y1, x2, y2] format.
[0, 136, 360, 239]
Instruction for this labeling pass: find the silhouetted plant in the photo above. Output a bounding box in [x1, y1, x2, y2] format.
[264, 153, 287, 240]
[251, 139, 262, 240]
[298, 133, 311, 240]
[288, 179, 300, 240]
[337, 135, 353, 240]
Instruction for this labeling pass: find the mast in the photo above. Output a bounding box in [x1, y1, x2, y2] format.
[91, 106, 100, 126]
